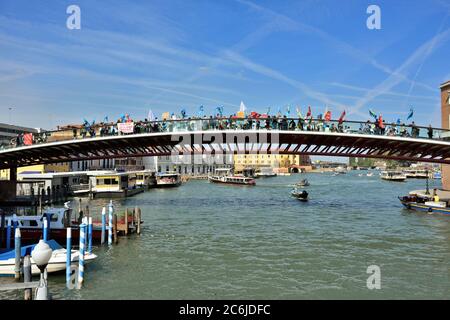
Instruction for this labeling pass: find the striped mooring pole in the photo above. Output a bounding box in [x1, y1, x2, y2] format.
[43, 217, 48, 242]
[88, 217, 93, 254]
[77, 223, 86, 289]
[101, 207, 106, 245]
[108, 201, 113, 246]
[12, 214, 17, 244]
[66, 227, 72, 288]
[14, 228, 21, 280]
[6, 219, 11, 250]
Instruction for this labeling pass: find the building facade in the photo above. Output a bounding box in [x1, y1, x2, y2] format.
[144, 155, 233, 175]
[441, 80, 450, 190]
[233, 154, 311, 173]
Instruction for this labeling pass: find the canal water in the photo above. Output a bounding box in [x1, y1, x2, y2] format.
[1, 171, 450, 299]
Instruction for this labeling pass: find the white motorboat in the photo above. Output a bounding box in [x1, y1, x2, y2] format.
[0, 240, 97, 276]
[380, 170, 407, 182]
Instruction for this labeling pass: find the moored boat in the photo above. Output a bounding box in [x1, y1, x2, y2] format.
[155, 172, 182, 187]
[0, 240, 97, 276]
[255, 167, 277, 178]
[1, 204, 140, 245]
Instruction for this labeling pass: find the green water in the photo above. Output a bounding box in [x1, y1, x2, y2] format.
[1, 172, 450, 299]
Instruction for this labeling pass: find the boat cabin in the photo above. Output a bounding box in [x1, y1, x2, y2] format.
[89, 172, 137, 192]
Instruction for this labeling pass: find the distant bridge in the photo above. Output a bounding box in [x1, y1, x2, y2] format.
[1, 118, 450, 170]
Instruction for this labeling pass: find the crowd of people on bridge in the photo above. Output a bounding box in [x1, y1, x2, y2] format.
[7, 107, 437, 149]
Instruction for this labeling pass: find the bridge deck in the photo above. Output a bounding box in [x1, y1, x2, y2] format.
[1, 124, 450, 169]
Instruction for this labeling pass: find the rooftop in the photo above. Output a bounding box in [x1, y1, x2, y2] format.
[440, 80, 450, 89]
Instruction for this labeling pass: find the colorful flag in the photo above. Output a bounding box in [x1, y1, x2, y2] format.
[296, 106, 303, 119]
[266, 107, 271, 115]
[407, 107, 414, 120]
[197, 105, 205, 117]
[286, 105, 291, 117]
[338, 110, 346, 124]
[23, 133, 33, 146]
[180, 108, 187, 118]
[306, 106, 312, 119]
[324, 110, 332, 121]
[215, 106, 224, 117]
[239, 101, 246, 113]
[147, 109, 156, 121]
[369, 109, 377, 120]
[378, 115, 384, 129]
[162, 112, 170, 120]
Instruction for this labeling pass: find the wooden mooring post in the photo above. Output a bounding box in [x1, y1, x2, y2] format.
[23, 255, 32, 300]
[136, 207, 141, 235]
[113, 214, 118, 244]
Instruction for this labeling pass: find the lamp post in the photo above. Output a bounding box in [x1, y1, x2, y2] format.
[31, 240, 52, 300]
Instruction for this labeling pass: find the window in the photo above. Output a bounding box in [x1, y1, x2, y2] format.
[447, 91, 450, 105]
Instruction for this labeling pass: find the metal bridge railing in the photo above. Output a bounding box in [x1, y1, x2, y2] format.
[2, 118, 449, 151]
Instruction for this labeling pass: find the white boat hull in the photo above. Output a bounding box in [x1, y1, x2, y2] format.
[0, 249, 97, 276]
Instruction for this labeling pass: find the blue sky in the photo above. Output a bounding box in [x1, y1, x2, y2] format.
[0, 0, 449, 130]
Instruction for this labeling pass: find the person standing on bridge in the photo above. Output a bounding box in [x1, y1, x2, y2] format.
[428, 125, 433, 139]
[411, 121, 419, 138]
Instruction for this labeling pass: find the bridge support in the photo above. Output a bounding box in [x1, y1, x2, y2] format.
[9, 166, 17, 181]
[0, 167, 17, 203]
[441, 81, 450, 190]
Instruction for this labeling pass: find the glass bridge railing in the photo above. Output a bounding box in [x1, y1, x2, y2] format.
[1, 118, 450, 151]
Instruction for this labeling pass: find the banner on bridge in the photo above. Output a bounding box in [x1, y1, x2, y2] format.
[118, 122, 134, 134]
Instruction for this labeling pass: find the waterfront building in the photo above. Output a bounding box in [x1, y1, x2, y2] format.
[440, 80, 450, 190]
[1, 163, 72, 180]
[69, 157, 144, 172]
[143, 155, 233, 175]
[233, 154, 311, 173]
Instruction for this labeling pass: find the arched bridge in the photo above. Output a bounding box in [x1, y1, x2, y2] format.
[1, 118, 450, 169]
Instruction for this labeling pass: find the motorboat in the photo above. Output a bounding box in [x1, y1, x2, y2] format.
[291, 188, 308, 201]
[398, 193, 450, 215]
[334, 167, 347, 174]
[366, 172, 374, 177]
[295, 179, 310, 187]
[0, 240, 97, 276]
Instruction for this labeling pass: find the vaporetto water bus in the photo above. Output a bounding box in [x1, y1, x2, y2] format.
[381, 170, 407, 182]
[208, 168, 256, 186]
